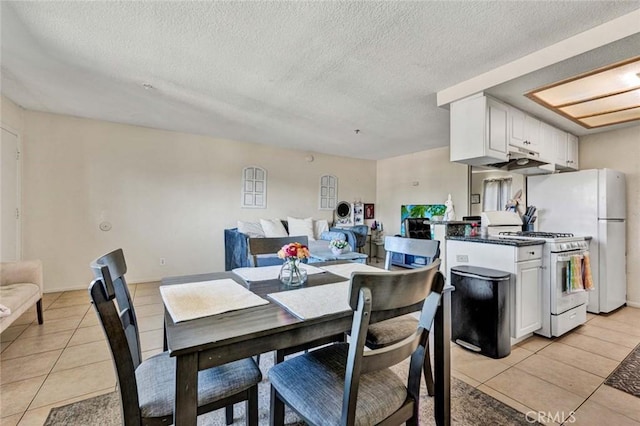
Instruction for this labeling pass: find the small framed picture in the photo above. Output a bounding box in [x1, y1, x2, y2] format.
[364, 203, 375, 219]
[470, 194, 481, 204]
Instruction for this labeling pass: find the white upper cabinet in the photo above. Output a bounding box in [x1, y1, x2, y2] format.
[509, 107, 540, 152]
[554, 128, 568, 166]
[538, 122, 555, 163]
[450, 94, 509, 166]
[566, 133, 579, 170]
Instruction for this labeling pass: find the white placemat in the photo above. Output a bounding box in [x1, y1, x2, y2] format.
[267, 281, 351, 320]
[232, 263, 325, 282]
[319, 263, 389, 278]
[160, 279, 269, 323]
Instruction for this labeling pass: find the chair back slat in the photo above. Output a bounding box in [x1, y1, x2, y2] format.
[384, 236, 440, 270]
[348, 259, 440, 311]
[248, 236, 309, 267]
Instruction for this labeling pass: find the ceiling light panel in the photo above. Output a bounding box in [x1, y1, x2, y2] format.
[527, 56, 640, 129]
[559, 88, 640, 118]
[579, 106, 640, 128]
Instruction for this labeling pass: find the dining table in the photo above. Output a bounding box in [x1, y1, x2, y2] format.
[161, 261, 452, 426]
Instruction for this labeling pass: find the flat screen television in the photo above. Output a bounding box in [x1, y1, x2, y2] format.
[400, 204, 446, 236]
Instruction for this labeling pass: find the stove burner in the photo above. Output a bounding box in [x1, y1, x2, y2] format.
[499, 231, 575, 238]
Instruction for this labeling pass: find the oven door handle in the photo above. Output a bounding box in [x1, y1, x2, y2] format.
[556, 254, 584, 262]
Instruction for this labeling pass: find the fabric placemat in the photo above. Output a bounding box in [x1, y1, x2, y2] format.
[267, 281, 351, 320]
[232, 263, 325, 282]
[160, 279, 269, 323]
[319, 263, 389, 278]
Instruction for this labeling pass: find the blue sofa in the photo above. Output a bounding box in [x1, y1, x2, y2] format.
[224, 222, 359, 270]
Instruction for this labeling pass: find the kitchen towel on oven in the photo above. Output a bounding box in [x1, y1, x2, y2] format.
[582, 251, 594, 291]
[566, 255, 584, 293]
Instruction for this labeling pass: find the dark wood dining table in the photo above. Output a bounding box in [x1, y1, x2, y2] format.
[161, 263, 452, 426]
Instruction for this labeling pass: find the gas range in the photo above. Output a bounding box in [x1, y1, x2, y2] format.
[498, 231, 589, 253]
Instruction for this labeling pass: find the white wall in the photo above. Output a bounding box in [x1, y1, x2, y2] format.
[579, 124, 640, 308]
[20, 111, 375, 291]
[376, 147, 468, 236]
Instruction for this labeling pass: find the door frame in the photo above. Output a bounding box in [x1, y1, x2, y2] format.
[1, 123, 22, 261]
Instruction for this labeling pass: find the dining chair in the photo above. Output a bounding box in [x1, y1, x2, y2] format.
[348, 225, 369, 253]
[248, 235, 309, 267]
[370, 236, 441, 396]
[89, 249, 262, 426]
[269, 262, 445, 425]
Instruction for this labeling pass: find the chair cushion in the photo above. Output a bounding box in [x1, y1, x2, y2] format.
[269, 343, 407, 426]
[366, 314, 418, 349]
[135, 352, 262, 418]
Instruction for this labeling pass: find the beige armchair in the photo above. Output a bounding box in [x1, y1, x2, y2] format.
[0, 260, 44, 333]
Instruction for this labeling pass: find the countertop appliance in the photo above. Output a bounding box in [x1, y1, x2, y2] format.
[498, 231, 590, 337]
[528, 169, 626, 313]
[481, 211, 522, 236]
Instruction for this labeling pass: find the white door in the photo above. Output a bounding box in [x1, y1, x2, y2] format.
[1, 127, 20, 261]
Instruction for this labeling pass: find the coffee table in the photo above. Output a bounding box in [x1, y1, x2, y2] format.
[308, 248, 368, 263]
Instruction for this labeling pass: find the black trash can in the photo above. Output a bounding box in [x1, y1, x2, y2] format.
[451, 265, 511, 359]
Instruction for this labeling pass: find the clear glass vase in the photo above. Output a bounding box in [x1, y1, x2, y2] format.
[279, 259, 308, 287]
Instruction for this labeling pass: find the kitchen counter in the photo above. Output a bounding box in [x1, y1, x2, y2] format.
[446, 235, 545, 247]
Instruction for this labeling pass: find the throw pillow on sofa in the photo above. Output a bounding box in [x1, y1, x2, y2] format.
[313, 219, 329, 240]
[237, 221, 265, 238]
[260, 218, 289, 237]
[287, 217, 315, 241]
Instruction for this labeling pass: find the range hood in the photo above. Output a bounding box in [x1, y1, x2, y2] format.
[487, 147, 555, 175]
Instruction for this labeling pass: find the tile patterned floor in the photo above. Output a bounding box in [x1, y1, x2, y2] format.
[1, 275, 639, 425]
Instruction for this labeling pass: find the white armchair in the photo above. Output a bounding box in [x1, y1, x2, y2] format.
[0, 260, 44, 333]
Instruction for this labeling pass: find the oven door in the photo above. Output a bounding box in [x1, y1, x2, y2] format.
[549, 250, 589, 315]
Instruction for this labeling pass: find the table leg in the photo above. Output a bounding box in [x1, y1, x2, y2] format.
[175, 353, 199, 426]
[434, 286, 452, 426]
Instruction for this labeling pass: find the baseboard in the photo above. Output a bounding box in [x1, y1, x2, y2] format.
[626, 300, 640, 309]
[44, 277, 163, 294]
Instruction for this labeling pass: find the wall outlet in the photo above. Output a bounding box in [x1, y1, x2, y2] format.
[160, 258, 166, 266]
[456, 255, 469, 262]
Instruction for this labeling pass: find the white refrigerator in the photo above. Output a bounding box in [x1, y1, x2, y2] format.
[528, 169, 626, 313]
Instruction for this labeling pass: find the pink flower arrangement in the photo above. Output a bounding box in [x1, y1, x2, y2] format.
[277, 242, 310, 260]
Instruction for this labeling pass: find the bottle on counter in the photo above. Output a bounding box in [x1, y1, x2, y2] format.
[470, 222, 479, 237]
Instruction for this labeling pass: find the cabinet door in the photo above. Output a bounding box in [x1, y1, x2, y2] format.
[514, 260, 542, 338]
[509, 107, 526, 149]
[566, 133, 579, 170]
[486, 98, 509, 157]
[524, 115, 541, 151]
[554, 129, 568, 167]
[538, 122, 554, 163]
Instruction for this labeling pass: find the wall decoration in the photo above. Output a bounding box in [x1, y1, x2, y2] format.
[319, 175, 337, 210]
[400, 204, 446, 236]
[364, 203, 375, 219]
[470, 194, 481, 204]
[241, 166, 267, 208]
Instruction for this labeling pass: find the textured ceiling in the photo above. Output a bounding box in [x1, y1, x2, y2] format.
[2, 1, 639, 160]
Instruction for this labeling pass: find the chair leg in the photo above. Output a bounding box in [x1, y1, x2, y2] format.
[36, 299, 44, 325]
[225, 404, 233, 425]
[247, 385, 259, 426]
[269, 386, 285, 426]
[424, 344, 435, 397]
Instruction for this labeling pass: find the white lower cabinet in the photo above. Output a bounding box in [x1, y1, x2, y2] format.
[446, 240, 543, 342]
[514, 260, 542, 337]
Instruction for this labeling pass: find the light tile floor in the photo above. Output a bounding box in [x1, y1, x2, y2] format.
[1, 277, 639, 425]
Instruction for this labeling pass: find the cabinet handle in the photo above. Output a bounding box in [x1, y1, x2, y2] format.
[529, 251, 535, 255]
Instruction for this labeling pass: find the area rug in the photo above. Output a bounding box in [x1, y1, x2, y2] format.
[46, 357, 537, 425]
[605, 342, 640, 398]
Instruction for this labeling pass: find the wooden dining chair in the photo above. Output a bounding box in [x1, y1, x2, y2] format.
[248, 236, 309, 267]
[89, 249, 262, 426]
[269, 263, 445, 425]
[368, 236, 441, 396]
